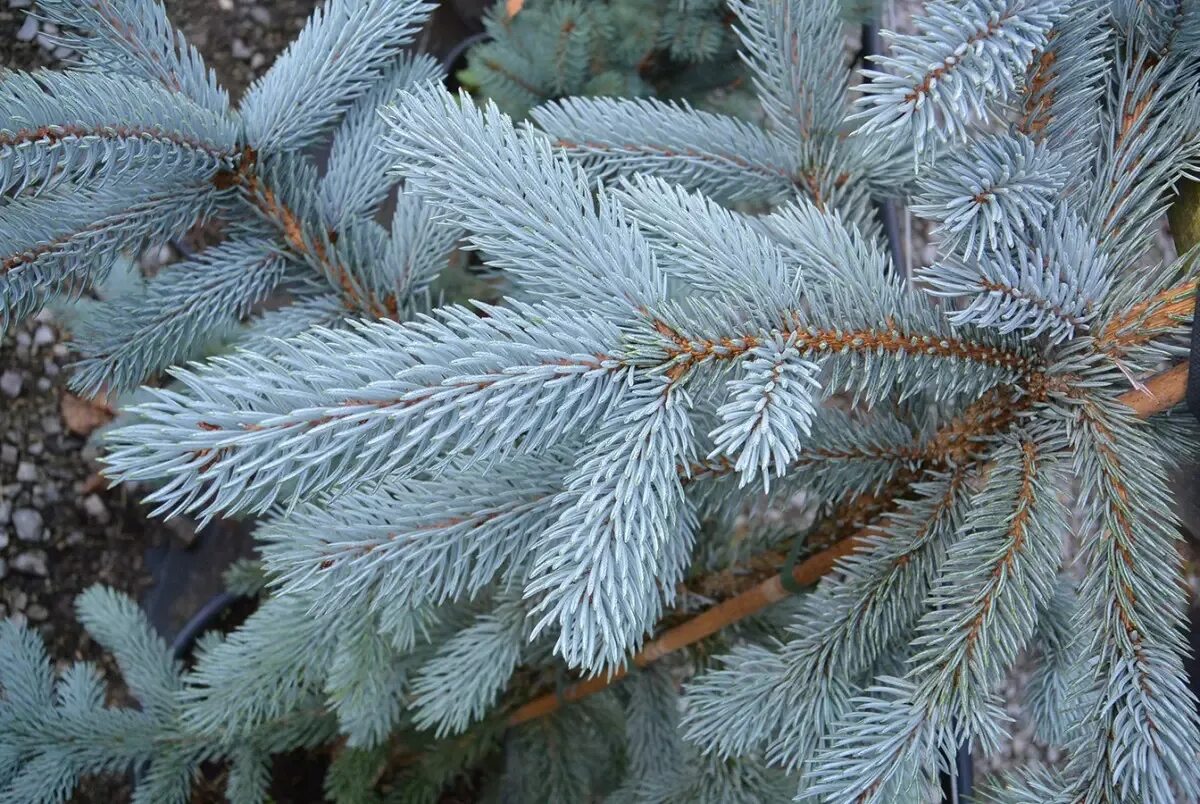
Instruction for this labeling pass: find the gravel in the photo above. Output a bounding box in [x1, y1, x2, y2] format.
[83, 493, 111, 524]
[12, 507, 42, 542]
[12, 549, 48, 577]
[13, 13, 35, 41]
[0, 310, 161, 804]
[0, 369, 22, 397]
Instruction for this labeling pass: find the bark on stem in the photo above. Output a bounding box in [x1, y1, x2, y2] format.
[506, 363, 1189, 726]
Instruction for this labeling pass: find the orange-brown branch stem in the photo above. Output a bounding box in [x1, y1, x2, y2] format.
[506, 362, 1187, 726]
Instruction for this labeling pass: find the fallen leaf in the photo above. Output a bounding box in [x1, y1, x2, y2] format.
[61, 392, 114, 436]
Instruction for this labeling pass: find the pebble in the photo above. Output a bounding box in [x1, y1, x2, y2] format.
[26, 603, 47, 621]
[32, 325, 55, 347]
[15, 462, 37, 483]
[0, 370, 23, 398]
[167, 517, 198, 548]
[14, 14, 37, 41]
[248, 6, 271, 25]
[0, 445, 16, 464]
[26, 441, 43, 457]
[0, 527, 8, 550]
[65, 530, 84, 547]
[0, 501, 9, 527]
[41, 415, 62, 435]
[36, 377, 51, 392]
[42, 358, 59, 377]
[250, 53, 267, 70]
[9, 0, 33, 9]
[83, 493, 110, 524]
[13, 508, 43, 542]
[7, 590, 27, 611]
[231, 38, 253, 60]
[12, 550, 48, 577]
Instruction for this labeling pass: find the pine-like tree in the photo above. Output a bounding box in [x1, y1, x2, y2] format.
[1, 0, 458, 398]
[457, 0, 748, 119]
[3, 1, 1200, 802]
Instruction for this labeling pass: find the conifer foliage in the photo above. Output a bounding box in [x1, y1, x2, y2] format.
[457, 0, 746, 118]
[1, 0, 457, 397]
[3, 0, 1200, 802]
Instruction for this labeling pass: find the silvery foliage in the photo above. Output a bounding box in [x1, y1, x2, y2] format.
[3, 0, 1200, 802]
[2, 0, 456, 395]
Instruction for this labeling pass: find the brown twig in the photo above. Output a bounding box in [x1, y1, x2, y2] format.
[505, 362, 1188, 726]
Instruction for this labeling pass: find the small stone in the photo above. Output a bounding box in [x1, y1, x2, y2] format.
[32, 325, 55, 347]
[250, 52, 267, 70]
[166, 517, 198, 548]
[248, 5, 271, 25]
[0, 445, 17, 464]
[0, 371, 22, 398]
[26, 603, 48, 621]
[8, 590, 27, 611]
[15, 332, 30, 349]
[52, 46, 74, 61]
[35, 377, 51, 392]
[65, 530, 85, 547]
[15, 462, 37, 483]
[12, 550, 48, 577]
[41, 415, 62, 435]
[0, 501, 10, 527]
[42, 358, 59, 377]
[13, 508, 43, 542]
[0, 529, 9, 550]
[36, 32, 56, 51]
[14, 15, 38, 41]
[217, 0, 233, 10]
[9, 0, 34, 10]
[231, 38, 253, 60]
[83, 493, 109, 524]
[26, 441, 42, 457]
[52, 343, 68, 359]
